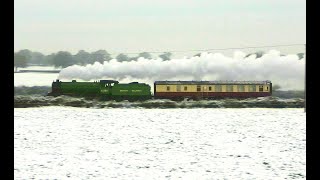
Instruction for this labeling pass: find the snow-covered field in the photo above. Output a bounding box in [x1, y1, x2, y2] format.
[14, 107, 306, 179]
[14, 72, 59, 87]
[14, 66, 59, 87]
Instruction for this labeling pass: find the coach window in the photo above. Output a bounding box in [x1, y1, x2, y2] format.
[249, 85, 256, 92]
[226, 85, 233, 92]
[215, 85, 222, 92]
[167, 86, 170, 91]
[259, 85, 263, 92]
[184, 86, 187, 91]
[238, 85, 244, 92]
[209, 86, 212, 91]
[197, 85, 201, 92]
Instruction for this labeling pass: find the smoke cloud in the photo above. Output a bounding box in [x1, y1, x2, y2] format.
[58, 50, 305, 90]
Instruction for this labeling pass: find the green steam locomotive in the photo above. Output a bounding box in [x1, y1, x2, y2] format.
[47, 79, 152, 101]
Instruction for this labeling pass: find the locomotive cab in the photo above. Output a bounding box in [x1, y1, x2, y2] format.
[99, 80, 119, 97]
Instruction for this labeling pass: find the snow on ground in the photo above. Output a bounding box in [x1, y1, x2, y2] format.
[14, 107, 306, 179]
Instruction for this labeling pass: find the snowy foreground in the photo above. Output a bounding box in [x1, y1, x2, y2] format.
[14, 107, 305, 179]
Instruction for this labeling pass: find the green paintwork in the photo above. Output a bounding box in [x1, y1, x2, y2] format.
[112, 83, 151, 96]
[49, 80, 152, 101]
[60, 82, 101, 96]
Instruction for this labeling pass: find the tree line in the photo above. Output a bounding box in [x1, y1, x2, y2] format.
[14, 49, 173, 71]
[14, 49, 305, 72]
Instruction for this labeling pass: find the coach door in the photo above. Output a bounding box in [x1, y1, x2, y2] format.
[197, 85, 202, 98]
[177, 85, 181, 92]
[203, 86, 208, 98]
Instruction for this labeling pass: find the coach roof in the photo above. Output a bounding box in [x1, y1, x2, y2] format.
[154, 80, 271, 85]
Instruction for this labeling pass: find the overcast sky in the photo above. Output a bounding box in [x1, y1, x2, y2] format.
[14, 0, 306, 55]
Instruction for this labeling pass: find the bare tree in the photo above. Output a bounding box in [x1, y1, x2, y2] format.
[245, 51, 265, 58]
[14, 53, 27, 72]
[159, 52, 172, 61]
[116, 53, 130, 62]
[138, 52, 152, 59]
[52, 51, 75, 68]
[91, 50, 112, 64]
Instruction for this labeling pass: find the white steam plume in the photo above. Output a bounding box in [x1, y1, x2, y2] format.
[58, 50, 305, 91]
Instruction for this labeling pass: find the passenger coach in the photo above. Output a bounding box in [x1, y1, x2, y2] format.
[154, 80, 272, 100]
